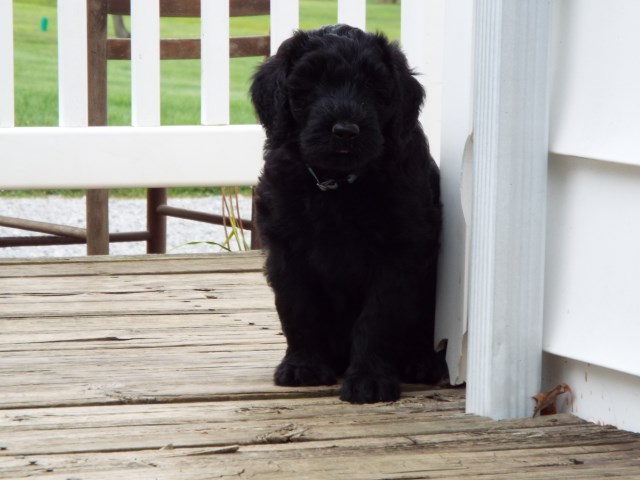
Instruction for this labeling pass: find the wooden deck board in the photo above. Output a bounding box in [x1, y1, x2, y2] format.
[1, 252, 639, 479]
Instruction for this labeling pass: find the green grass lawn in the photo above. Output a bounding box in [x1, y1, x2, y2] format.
[7, 0, 400, 196]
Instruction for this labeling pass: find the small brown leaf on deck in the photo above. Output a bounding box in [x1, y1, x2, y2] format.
[532, 383, 572, 417]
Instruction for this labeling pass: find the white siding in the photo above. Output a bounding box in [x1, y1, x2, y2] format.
[545, 155, 640, 378]
[544, 0, 640, 433]
[549, 0, 640, 166]
[543, 354, 640, 433]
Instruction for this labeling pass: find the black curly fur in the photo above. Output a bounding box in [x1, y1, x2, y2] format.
[250, 25, 446, 404]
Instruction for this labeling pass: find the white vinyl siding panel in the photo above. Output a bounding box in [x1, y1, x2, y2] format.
[545, 155, 640, 377]
[549, 0, 640, 166]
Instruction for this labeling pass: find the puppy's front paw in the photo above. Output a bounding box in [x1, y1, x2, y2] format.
[274, 354, 337, 386]
[340, 370, 401, 404]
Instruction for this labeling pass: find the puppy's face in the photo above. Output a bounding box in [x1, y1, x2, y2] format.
[251, 26, 424, 174]
[286, 40, 392, 173]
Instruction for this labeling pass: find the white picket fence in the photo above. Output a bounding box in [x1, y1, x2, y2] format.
[0, 0, 441, 190]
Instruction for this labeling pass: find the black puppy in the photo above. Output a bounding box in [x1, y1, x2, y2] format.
[251, 25, 445, 403]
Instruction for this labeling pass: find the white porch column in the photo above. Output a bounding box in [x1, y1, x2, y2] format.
[466, 0, 550, 419]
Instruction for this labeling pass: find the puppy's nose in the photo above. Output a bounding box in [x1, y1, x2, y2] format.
[332, 122, 360, 140]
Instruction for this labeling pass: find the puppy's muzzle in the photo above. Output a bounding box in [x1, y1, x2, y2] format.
[332, 122, 360, 140]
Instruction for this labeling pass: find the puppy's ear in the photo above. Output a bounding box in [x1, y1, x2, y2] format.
[250, 31, 308, 139]
[250, 56, 286, 136]
[380, 38, 425, 137]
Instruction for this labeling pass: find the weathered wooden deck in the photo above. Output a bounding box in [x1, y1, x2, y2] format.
[1, 251, 639, 479]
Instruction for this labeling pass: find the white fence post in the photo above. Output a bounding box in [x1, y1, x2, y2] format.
[201, 0, 229, 126]
[434, 0, 474, 387]
[401, 0, 444, 162]
[131, 0, 160, 126]
[57, 0, 88, 127]
[0, 0, 14, 127]
[270, 0, 299, 55]
[466, 0, 550, 419]
[337, 0, 366, 30]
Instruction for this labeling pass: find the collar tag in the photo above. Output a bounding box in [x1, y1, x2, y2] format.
[317, 179, 339, 191]
[307, 166, 359, 192]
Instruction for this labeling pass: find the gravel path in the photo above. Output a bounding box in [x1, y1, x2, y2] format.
[0, 196, 253, 259]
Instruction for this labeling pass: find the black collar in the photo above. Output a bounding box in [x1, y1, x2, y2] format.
[306, 165, 360, 192]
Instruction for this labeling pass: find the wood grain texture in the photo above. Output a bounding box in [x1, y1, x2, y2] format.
[0, 215, 87, 239]
[85, 189, 110, 255]
[87, 0, 107, 127]
[1, 252, 639, 479]
[0, 251, 264, 276]
[146, 187, 167, 254]
[107, 36, 270, 60]
[107, 0, 270, 18]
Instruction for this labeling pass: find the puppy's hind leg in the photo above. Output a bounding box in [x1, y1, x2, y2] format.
[402, 342, 449, 386]
[400, 269, 449, 386]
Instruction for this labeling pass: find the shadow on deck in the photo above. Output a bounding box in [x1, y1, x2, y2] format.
[1, 251, 639, 479]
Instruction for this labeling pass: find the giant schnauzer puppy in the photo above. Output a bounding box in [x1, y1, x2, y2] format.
[251, 25, 445, 404]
